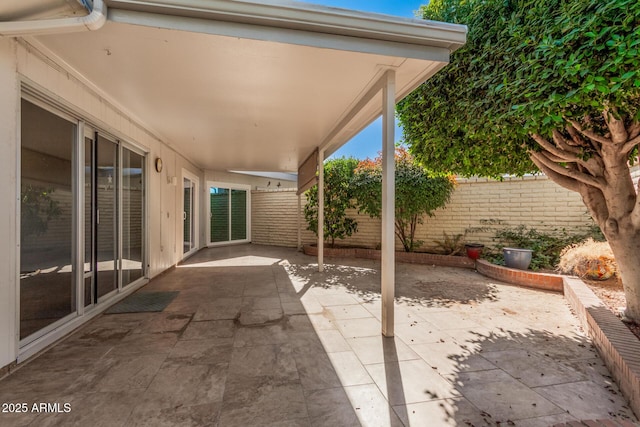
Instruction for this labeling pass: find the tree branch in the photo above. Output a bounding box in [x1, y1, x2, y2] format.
[531, 133, 604, 177]
[529, 150, 605, 190]
[566, 124, 602, 155]
[622, 134, 640, 156]
[629, 122, 640, 141]
[603, 106, 629, 144]
[568, 119, 612, 146]
[551, 130, 582, 154]
[529, 153, 580, 192]
[565, 125, 586, 147]
[530, 133, 580, 162]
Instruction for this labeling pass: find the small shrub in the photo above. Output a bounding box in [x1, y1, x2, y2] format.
[432, 232, 465, 256]
[558, 238, 617, 280]
[489, 225, 602, 270]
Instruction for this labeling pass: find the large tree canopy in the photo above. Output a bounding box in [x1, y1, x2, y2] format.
[398, 0, 640, 320]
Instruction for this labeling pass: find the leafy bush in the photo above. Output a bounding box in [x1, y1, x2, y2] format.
[352, 147, 455, 252]
[488, 225, 602, 270]
[304, 157, 359, 247]
[558, 238, 617, 280]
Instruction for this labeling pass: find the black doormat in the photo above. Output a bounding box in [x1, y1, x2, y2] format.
[105, 291, 179, 314]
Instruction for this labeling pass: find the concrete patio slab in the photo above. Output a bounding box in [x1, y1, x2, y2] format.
[0, 244, 636, 426]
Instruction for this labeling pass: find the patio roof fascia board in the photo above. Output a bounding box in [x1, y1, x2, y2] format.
[108, 8, 453, 63]
[106, 0, 467, 52]
[319, 60, 446, 160]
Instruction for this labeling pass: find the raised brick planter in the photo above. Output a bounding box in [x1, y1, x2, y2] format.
[563, 277, 640, 418]
[302, 245, 475, 269]
[475, 259, 564, 293]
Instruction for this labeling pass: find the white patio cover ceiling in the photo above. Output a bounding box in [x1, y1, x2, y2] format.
[21, 0, 466, 172]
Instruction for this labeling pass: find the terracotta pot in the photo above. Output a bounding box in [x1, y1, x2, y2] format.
[465, 243, 484, 260]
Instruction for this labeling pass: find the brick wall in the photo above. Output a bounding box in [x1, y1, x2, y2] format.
[251, 175, 598, 249]
[415, 175, 594, 250]
[251, 189, 315, 247]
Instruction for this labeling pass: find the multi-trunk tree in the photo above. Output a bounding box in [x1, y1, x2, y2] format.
[398, 0, 640, 320]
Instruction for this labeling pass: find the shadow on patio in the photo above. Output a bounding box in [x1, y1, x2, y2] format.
[0, 244, 635, 426]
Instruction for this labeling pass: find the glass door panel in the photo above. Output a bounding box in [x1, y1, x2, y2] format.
[208, 184, 249, 245]
[96, 135, 118, 300]
[183, 179, 192, 254]
[231, 189, 247, 241]
[19, 99, 76, 340]
[210, 187, 229, 243]
[122, 147, 145, 286]
[84, 135, 94, 307]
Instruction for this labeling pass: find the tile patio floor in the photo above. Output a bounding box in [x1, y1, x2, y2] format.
[0, 244, 636, 426]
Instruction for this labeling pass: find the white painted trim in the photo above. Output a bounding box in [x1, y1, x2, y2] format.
[107, 0, 467, 50]
[381, 70, 396, 337]
[317, 149, 324, 272]
[74, 121, 85, 317]
[319, 69, 387, 154]
[0, 0, 106, 37]
[117, 139, 124, 293]
[110, 9, 454, 62]
[182, 168, 200, 259]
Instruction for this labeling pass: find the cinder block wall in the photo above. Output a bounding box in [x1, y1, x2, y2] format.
[251, 175, 603, 250]
[415, 175, 593, 251]
[252, 189, 315, 247]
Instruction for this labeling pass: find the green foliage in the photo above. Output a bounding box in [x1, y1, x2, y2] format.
[352, 147, 456, 252]
[398, 0, 640, 178]
[304, 157, 359, 246]
[20, 185, 61, 243]
[432, 231, 465, 256]
[487, 224, 604, 270]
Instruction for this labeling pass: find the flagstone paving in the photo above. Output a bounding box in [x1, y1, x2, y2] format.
[0, 244, 636, 426]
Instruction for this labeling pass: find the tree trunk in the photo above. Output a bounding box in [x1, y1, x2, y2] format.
[528, 113, 640, 322]
[602, 220, 640, 321]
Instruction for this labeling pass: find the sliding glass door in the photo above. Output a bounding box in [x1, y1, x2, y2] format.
[183, 171, 199, 258]
[20, 95, 148, 344]
[122, 148, 145, 286]
[208, 182, 250, 245]
[20, 99, 76, 341]
[96, 135, 118, 300]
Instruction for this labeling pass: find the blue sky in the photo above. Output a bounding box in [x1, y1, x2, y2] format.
[297, 0, 427, 160]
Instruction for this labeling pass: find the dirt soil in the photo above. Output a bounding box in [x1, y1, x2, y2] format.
[583, 276, 640, 340]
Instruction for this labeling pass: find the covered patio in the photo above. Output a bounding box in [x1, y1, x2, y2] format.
[0, 244, 634, 426]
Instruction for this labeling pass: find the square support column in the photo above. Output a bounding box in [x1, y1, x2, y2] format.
[317, 149, 324, 272]
[381, 70, 396, 337]
[297, 193, 302, 251]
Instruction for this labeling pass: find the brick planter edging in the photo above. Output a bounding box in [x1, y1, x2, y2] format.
[475, 259, 564, 293]
[302, 245, 475, 269]
[563, 277, 640, 418]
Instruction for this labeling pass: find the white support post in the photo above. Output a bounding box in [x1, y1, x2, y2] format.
[318, 149, 324, 272]
[297, 193, 302, 251]
[381, 70, 396, 337]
